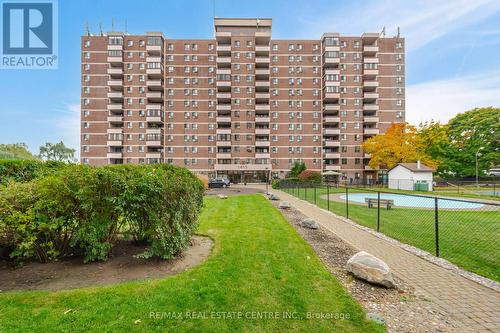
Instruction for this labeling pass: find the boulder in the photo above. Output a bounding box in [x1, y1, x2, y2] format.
[300, 218, 319, 229]
[279, 201, 291, 209]
[217, 194, 228, 199]
[346, 251, 394, 288]
[268, 194, 280, 201]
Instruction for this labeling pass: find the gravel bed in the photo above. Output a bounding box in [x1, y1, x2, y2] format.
[269, 198, 471, 333]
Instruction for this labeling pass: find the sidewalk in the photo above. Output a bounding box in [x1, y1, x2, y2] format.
[268, 187, 499, 332]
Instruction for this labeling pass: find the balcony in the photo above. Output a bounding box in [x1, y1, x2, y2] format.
[146, 103, 163, 110]
[255, 69, 270, 75]
[324, 104, 340, 111]
[323, 116, 340, 123]
[146, 44, 162, 53]
[364, 92, 379, 99]
[215, 31, 231, 38]
[107, 152, 123, 159]
[147, 80, 162, 89]
[216, 140, 232, 147]
[363, 104, 379, 111]
[146, 56, 161, 63]
[323, 140, 340, 147]
[363, 45, 378, 53]
[107, 91, 123, 99]
[146, 152, 162, 159]
[255, 57, 270, 64]
[146, 68, 162, 77]
[323, 57, 340, 66]
[255, 153, 270, 159]
[217, 45, 231, 52]
[364, 128, 380, 135]
[324, 45, 340, 52]
[255, 116, 270, 123]
[364, 153, 372, 158]
[216, 104, 231, 111]
[365, 165, 374, 171]
[146, 91, 163, 101]
[216, 116, 231, 123]
[255, 93, 270, 99]
[255, 104, 270, 111]
[107, 44, 122, 51]
[324, 165, 341, 171]
[146, 128, 162, 134]
[107, 67, 123, 75]
[255, 81, 270, 87]
[255, 140, 270, 147]
[255, 128, 270, 135]
[216, 153, 232, 159]
[107, 128, 122, 134]
[107, 140, 122, 146]
[364, 116, 379, 123]
[216, 57, 231, 63]
[107, 115, 123, 123]
[324, 92, 340, 99]
[324, 128, 340, 135]
[217, 93, 231, 100]
[108, 103, 122, 111]
[363, 81, 379, 88]
[324, 153, 341, 159]
[146, 115, 162, 123]
[364, 57, 379, 64]
[216, 69, 231, 75]
[255, 45, 270, 53]
[107, 80, 122, 88]
[146, 140, 162, 147]
[107, 56, 122, 64]
[363, 69, 379, 76]
[216, 128, 231, 135]
[216, 81, 231, 87]
[324, 69, 340, 76]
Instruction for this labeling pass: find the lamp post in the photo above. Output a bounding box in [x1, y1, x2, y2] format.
[265, 167, 269, 194]
[476, 148, 483, 188]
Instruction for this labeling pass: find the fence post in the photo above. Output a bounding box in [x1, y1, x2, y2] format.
[345, 187, 349, 218]
[434, 197, 439, 257]
[377, 191, 380, 232]
[327, 184, 330, 211]
[314, 184, 317, 205]
[305, 184, 307, 201]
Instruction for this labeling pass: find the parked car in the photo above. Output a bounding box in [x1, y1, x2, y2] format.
[487, 166, 500, 177]
[208, 178, 230, 188]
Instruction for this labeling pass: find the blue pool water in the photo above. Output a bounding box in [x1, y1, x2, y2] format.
[339, 193, 484, 209]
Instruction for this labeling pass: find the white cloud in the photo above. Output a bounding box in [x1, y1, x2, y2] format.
[298, 0, 500, 51]
[406, 71, 500, 125]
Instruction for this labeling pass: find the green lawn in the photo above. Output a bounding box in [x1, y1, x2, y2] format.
[0, 195, 383, 333]
[282, 185, 500, 282]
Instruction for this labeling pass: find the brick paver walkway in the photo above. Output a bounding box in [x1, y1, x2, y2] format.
[268, 187, 499, 332]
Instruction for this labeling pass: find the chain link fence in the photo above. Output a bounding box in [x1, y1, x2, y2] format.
[279, 181, 500, 282]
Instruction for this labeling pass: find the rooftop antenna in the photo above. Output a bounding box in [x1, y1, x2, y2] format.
[85, 21, 90, 36]
[111, 18, 115, 32]
[125, 19, 128, 35]
[397, 26, 400, 38]
[99, 22, 103, 36]
[381, 26, 386, 38]
[256, 18, 260, 27]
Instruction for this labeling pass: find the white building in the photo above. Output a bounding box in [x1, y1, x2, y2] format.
[388, 161, 434, 191]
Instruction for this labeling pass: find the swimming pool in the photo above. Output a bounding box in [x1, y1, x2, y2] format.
[339, 193, 484, 209]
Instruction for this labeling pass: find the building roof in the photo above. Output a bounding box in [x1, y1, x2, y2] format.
[389, 163, 434, 173]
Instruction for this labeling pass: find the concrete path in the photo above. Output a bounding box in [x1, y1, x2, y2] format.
[243, 185, 499, 332]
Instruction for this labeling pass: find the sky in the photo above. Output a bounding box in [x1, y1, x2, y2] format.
[0, 0, 499, 156]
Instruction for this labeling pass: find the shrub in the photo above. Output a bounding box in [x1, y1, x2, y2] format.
[0, 159, 66, 184]
[298, 170, 322, 184]
[0, 164, 205, 263]
[271, 179, 281, 189]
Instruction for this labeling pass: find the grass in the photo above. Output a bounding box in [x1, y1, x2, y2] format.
[282, 185, 500, 282]
[0, 195, 383, 333]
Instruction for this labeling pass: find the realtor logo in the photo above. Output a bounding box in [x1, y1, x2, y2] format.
[1, 0, 58, 69]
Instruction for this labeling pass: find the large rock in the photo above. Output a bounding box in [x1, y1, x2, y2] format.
[346, 251, 394, 288]
[300, 218, 319, 229]
[279, 201, 291, 209]
[217, 194, 228, 199]
[268, 194, 280, 201]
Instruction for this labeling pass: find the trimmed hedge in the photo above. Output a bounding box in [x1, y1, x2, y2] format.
[0, 159, 67, 184]
[298, 170, 322, 184]
[0, 164, 204, 263]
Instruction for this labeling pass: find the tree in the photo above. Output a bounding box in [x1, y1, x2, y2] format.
[298, 170, 322, 183]
[445, 107, 500, 177]
[39, 141, 76, 163]
[289, 161, 306, 178]
[417, 121, 457, 176]
[363, 123, 437, 170]
[0, 143, 38, 160]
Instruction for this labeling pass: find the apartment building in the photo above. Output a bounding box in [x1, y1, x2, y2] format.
[81, 18, 405, 183]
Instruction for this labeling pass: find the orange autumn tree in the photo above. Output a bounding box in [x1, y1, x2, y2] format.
[362, 123, 438, 170]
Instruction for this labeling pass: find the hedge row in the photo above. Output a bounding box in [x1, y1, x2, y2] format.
[0, 164, 204, 263]
[0, 159, 67, 184]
